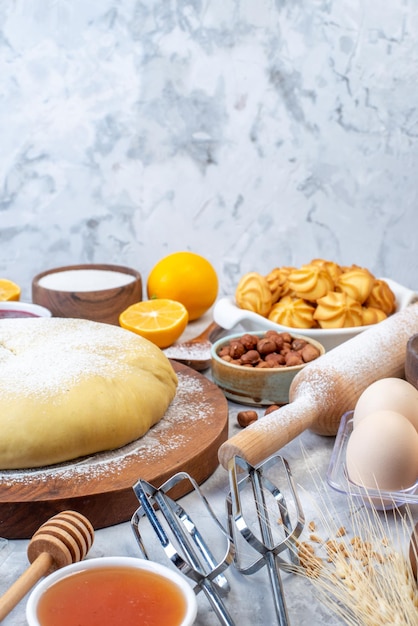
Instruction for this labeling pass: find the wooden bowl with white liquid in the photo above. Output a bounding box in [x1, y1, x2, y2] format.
[32, 264, 143, 325]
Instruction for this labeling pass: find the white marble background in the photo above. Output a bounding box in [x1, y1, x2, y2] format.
[1, 0, 418, 301]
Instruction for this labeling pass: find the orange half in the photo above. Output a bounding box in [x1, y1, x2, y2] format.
[119, 299, 189, 348]
[0, 279, 21, 301]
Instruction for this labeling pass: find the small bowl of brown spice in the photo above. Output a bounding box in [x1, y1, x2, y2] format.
[211, 330, 325, 406]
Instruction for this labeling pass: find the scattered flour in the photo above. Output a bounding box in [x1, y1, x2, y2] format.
[163, 343, 211, 361]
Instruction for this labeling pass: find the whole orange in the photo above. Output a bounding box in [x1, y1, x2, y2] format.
[147, 252, 218, 321]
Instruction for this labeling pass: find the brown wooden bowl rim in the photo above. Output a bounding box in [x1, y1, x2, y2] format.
[32, 264, 142, 295]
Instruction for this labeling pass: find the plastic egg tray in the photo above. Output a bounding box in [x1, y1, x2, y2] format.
[327, 411, 418, 510]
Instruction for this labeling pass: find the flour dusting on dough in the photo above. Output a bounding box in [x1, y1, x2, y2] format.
[0, 317, 160, 400]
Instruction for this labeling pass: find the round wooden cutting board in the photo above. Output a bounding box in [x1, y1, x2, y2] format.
[0, 362, 228, 539]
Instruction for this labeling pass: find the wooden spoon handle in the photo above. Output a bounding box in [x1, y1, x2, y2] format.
[0, 552, 52, 621]
[190, 321, 224, 343]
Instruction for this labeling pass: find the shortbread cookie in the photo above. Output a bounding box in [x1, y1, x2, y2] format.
[268, 295, 317, 329]
[235, 272, 273, 316]
[314, 292, 363, 328]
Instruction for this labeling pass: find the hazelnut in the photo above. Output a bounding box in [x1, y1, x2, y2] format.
[292, 338, 307, 351]
[285, 352, 303, 366]
[237, 410, 258, 427]
[229, 341, 246, 359]
[281, 342, 292, 355]
[266, 331, 284, 350]
[265, 353, 285, 367]
[265, 330, 278, 338]
[240, 350, 261, 366]
[264, 404, 281, 415]
[256, 338, 277, 355]
[239, 334, 259, 351]
[301, 344, 320, 363]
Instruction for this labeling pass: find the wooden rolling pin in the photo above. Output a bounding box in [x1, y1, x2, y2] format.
[0, 510, 94, 621]
[218, 301, 418, 469]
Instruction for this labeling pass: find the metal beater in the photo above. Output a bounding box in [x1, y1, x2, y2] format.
[131, 471, 236, 626]
[226, 454, 305, 626]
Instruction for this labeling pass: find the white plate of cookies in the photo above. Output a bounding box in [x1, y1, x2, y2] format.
[214, 261, 418, 351]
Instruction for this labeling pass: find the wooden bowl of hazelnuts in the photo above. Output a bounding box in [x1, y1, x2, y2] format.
[211, 330, 325, 406]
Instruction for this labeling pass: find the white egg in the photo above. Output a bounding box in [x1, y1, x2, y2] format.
[353, 377, 418, 431]
[346, 409, 418, 492]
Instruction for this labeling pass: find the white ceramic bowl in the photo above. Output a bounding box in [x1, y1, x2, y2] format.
[211, 330, 325, 406]
[0, 301, 52, 318]
[26, 556, 198, 626]
[214, 278, 417, 352]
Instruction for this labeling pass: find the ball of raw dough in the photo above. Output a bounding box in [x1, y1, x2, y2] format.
[0, 317, 178, 469]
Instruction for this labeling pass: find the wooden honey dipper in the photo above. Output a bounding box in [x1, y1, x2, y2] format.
[218, 301, 418, 469]
[0, 510, 94, 621]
